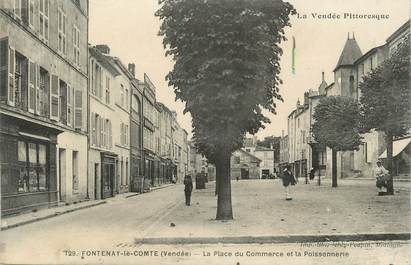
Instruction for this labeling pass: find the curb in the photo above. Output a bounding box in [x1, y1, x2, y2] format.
[125, 184, 176, 198]
[134, 232, 411, 245]
[1, 201, 107, 231]
[150, 184, 175, 192]
[344, 178, 411, 182]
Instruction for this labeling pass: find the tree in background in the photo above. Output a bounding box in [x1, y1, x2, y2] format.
[257, 135, 281, 163]
[156, 0, 295, 219]
[359, 40, 410, 195]
[312, 96, 363, 187]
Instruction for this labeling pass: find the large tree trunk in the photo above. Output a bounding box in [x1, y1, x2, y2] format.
[215, 152, 233, 220]
[385, 133, 394, 195]
[332, 149, 338, 187]
[215, 165, 221, 196]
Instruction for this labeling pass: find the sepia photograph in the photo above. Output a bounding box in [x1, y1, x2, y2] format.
[0, 0, 410, 264]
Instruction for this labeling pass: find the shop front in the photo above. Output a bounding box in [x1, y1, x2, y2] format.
[0, 115, 61, 216]
[101, 152, 116, 199]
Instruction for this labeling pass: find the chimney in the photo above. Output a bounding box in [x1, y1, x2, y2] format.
[282, 130, 284, 138]
[304, 91, 309, 106]
[128, 63, 135, 77]
[95, 44, 110, 54]
[322, 71, 325, 82]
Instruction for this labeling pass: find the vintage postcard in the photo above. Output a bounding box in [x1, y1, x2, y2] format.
[0, 0, 410, 264]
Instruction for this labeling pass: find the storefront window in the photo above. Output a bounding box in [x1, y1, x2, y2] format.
[17, 140, 48, 193]
[18, 141, 26, 162]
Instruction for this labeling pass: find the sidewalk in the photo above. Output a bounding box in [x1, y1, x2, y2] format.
[1, 183, 176, 231]
[136, 179, 411, 244]
[1, 200, 106, 231]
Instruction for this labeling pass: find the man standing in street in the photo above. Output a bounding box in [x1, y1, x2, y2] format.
[281, 165, 298, 200]
[184, 175, 193, 206]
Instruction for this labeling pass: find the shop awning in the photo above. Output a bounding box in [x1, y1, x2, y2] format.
[379, 137, 411, 159]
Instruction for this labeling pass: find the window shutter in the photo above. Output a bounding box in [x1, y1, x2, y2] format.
[8, 46, 15, 106]
[0, 38, 9, 103]
[96, 115, 100, 147]
[67, 84, 72, 126]
[101, 117, 105, 147]
[74, 89, 82, 129]
[28, 60, 35, 113]
[108, 120, 112, 149]
[35, 64, 40, 114]
[21, 0, 29, 25]
[50, 75, 59, 120]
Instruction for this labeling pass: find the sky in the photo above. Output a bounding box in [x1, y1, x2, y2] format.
[89, 0, 409, 140]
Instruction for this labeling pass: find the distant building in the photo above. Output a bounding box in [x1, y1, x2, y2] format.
[287, 76, 327, 179]
[254, 146, 275, 178]
[231, 149, 261, 179]
[188, 141, 216, 181]
[279, 132, 289, 173]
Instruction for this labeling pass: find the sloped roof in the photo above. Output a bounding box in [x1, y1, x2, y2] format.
[334, 37, 363, 71]
[89, 47, 120, 76]
[255, 146, 274, 151]
[236, 149, 262, 162]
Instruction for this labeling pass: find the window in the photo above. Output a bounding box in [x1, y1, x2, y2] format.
[120, 84, 124, 107]
[67, 85, 73, 126]
[125, 124, 129, 146]
[29, 0, 34, 26]
[74, 89, 83, 129]
[125, 87, 129, 109]
[105, 77, 110, 104]
[360, 63, 364, 77]
[39, 0, 49, 43]
[91, 113, 96, 146]
[92, 63, 102, 98]
[72, 26, 80, 66]
[59, 80, 67, 124]
[14, 0, 21, 19]
[349, 75, 355, 95]
[58, 8, 66, 54]
[17, 141, 48, 193]
[14, 53, 22, 108]
[234, 156, 240, 164]
[38, 67, 49, 117]
[107, 119, 112, 148]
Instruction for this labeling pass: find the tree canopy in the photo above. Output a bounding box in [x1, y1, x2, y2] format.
[312, 96, 363, 151]
[359, 40, 410, 137]
[156, 0, 295, 163]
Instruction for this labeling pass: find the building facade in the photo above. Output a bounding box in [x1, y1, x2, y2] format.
[279, 133, 289, 173]
[231, 149, 261, 180]
[88, 46, 119, 199]
[129, 75, 144, 192]
[0, 0, 89, 215]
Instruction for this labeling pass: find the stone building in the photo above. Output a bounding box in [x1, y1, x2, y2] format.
[88, 45, 119, 199]
[142, 74, 156, 187]
[129, 71, 144, 192]
[231, 149, 261, 179]
[105, 55, 132, 195]
[188, 141, 216, 181]
[254, 146, 275, 179]
[287, 74, 328, 179]
[0, 0, 89, 215]
[279, 132, 289, 173]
